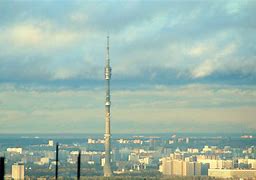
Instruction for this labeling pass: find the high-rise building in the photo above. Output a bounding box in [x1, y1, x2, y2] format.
[103, 36, 113, 177]
[159, 157, 201, 176]
[12, 163, 24, 180]
[197, 159, 233, 169]
[48, 140, 54, 146]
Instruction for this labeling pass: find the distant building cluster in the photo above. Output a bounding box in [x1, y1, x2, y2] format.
[1, 134, 256, 179]
[159, 144, 256, 178]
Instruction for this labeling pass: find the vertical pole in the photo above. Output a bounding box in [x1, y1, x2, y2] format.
[0, 157, 4, 180]
[77, 150, 81, 180]
[55, 143, 59, 180]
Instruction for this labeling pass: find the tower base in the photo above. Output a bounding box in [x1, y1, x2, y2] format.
[104, 164, 113, 177]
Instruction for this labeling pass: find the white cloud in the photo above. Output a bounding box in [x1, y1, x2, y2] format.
[188, 45, 206, 56]
[0, 21, 80, 54]
[190, 36, 239, 79]
[225, 1, 244, 15]
[70, 12, 88, 23]
[10, 24, 43, 46]
[52, 68, 78, 80]
[192, 60, 215, 78]
[0, 1, 255, 85]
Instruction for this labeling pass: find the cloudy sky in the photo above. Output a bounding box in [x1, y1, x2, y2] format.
[0, 0, 255, 134]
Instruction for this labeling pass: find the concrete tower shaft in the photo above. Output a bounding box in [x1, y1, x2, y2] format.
[104, 36, 113, 177]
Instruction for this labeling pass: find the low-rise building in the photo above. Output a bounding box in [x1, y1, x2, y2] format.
[209, 169, 256, 178]
[7, 148, 22, 154]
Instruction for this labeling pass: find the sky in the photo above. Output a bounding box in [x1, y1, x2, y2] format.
[0, 0, 255, 134]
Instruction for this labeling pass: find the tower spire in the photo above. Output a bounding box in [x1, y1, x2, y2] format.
[104, 36, 113, 177]
[106, 35, 110, 66]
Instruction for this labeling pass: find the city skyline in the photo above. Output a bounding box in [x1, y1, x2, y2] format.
[0, 0, 256, 133]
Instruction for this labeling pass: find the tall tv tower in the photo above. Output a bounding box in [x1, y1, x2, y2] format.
[104, 36, 113, 177]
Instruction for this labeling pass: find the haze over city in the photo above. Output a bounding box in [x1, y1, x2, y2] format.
[0, 0, 255, 134]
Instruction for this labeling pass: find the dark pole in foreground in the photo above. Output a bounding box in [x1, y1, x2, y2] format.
[55, 143, 59, 180]
[0, 157, 4, 180]
[77, 150, 81, 180]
